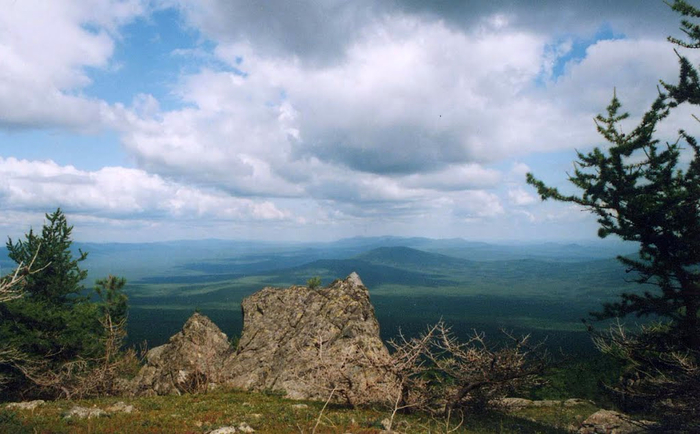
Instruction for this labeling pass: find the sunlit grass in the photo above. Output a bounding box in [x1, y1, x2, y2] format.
[0, 388, 599, 434]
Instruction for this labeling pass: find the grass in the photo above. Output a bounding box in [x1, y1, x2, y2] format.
[1, 388, 600, 434]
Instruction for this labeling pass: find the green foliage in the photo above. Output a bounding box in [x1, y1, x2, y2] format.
[0, 410, 31, 434]
[0, 209, 129, 395]
[526, 356, 624, 405]
[526, 1, 700, 351]
[1, 209, 100, 365]
[527, 2, 700, 428]
[306, 276, 322, 289]
[7, 208, 89, 303]
[95, 275, 128, 325]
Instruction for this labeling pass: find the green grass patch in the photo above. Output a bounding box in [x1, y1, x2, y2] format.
[2, 388, 601, 434]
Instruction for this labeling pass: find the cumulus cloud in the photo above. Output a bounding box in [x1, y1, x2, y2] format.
[508, 187, 537, 206]
[121, 14, 554, 191]
[113, 2, 696, 235]
[0, 157, 292, 221]
[1, 1, 694, 241]
[0, 0, 145, 130]
[169, 0, 382, 64]
[123, 5, 693, 191]
[450, 190, 505, 219]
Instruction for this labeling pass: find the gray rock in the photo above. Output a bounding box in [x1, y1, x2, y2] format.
[578, 410, 652, 434]
[495, 397, 533, 409]
[237, 422, 255, 433]
[208, 428, 237, 434]
[131, 312, 234, 396]
[497, 397, 595, 410]
[530, 399, 563, 407]
[106, 401, 135, 413]
[564, 398, 595, 407]
[224, 273, 395, 404]
[6, 400, 44, 410]
[130, 274, 395, 404]
[64, 406, 107, 419]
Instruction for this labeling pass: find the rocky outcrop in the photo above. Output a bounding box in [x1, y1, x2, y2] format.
[223, 273, 395, 403]
[130, 273, 395, 403]
[131, 312, 233, 396]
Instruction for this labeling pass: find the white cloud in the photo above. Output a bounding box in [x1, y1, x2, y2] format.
[2, 1, 693, 242]
[0, 0, 145, 130]
[449, 190, 505, 219]
[120, 15, 551, 198]
[113, 7, 699, 240]
[401, 164, 502, 191]
[508, 187, 537, 206]
[0, 157, 292, 222]
[550, 39, 680, 113]
[509, 162, 531, 178]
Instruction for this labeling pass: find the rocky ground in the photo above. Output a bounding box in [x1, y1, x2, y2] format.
[2, 388, 614, 433]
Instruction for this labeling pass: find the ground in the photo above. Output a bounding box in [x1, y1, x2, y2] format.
[0, 388, 601, 434]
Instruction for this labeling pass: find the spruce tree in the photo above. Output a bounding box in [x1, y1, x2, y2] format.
[0, 209, 106, 367]
[527, 0, 700, 351]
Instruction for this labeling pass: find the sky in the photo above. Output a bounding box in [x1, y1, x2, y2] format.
[1, 0, 699, 243]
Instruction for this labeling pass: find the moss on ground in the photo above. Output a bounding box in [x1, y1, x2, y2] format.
[0, 388, 604, 434]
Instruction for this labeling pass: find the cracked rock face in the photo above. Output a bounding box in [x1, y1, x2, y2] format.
[224, 273, 394, 403]
[131, 312, 234, 396]
[130, 274, 394, 403]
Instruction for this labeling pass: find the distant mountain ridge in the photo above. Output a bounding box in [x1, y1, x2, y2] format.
[354, 246, 470, 269]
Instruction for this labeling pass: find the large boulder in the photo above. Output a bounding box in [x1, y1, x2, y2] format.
[131, 312, 234, 396]
[224, 273, 395, 404]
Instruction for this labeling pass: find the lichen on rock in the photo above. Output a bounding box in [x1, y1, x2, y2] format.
[131, 273, 395, 404]
[131, 312, 234, 396]
[224, 272, 395, 404]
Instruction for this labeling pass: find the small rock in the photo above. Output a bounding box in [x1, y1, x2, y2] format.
[578, 409, 651, 434]
[208, 427, 237, 434]
[250, 413, 263, 418]
[64, 406, 108, 419]
[6, 400, 44, 410]
[531, 399, 562, 407]
[564, 398, 595, 407]
[106, 401, 135, 413]
[291, 404, 308, 409]
[237, 422, 255, 433]
[496, 397, 533, 409]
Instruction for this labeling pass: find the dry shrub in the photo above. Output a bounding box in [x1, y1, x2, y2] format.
[307, 320, 548, 421]
[0, 246, 43, 304]
[388, 321, 548, 416]
[594, 321, 700, 432]
[12, 314, 141, 399]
